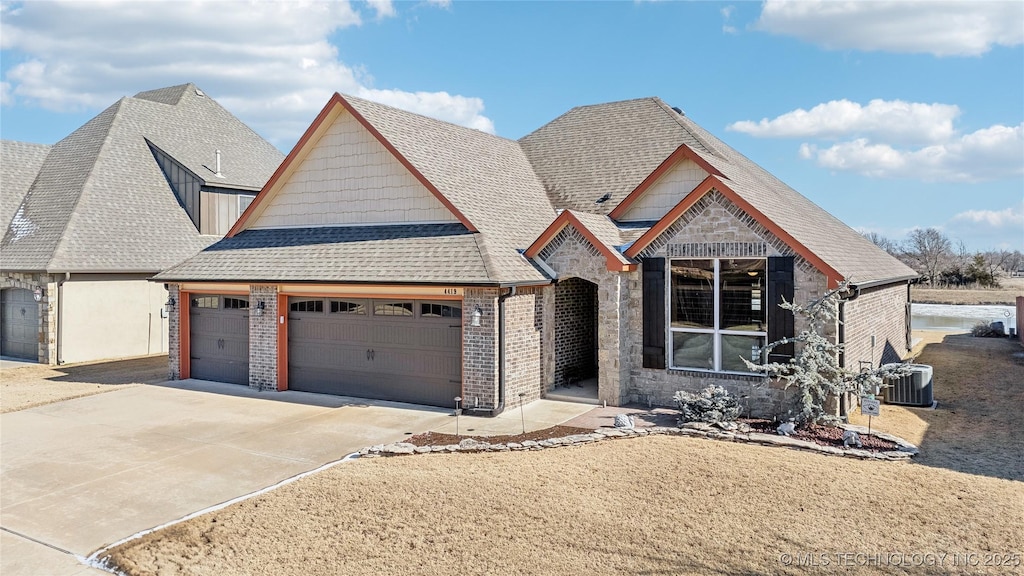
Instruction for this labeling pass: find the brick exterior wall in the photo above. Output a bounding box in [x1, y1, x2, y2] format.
[462, 288, 499, 410]
[167, 283, 181, 379]
[540, 226, 632, 405]
[553, 277, 597, 387]
[249, 284, 279, 390]
[2, 272, 60, 364]
[502, 287, 546, 408]
[842, 282, 910, 369]
[625, 190, 835, 418]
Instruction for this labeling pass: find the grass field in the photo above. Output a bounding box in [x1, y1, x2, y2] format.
[104, 334, 1024, 576]
[911, 277, 1023, 306]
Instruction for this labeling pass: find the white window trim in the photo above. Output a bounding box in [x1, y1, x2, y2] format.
[667, 258, 767, 374]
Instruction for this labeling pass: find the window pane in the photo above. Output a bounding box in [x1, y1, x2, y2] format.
[330, 300, 365, 314]
[374, 302, 413, 316]
[721, 334, 767, 372]
[224, 297, 249, 309]
[671, 332, 713, 370]
[671, 260, 714, 329]
[719, 259, 767, 331]
[290, 300, 323, 313]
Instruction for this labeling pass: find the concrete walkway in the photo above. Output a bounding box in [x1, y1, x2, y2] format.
[0, 379, 594, 575]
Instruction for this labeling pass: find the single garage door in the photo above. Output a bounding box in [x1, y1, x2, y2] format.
[189, 294, 249, 385]
[1, 288, 38, 360]
[288, 297, 462, 407]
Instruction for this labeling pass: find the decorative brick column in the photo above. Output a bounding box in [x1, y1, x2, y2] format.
[167, 283, 181, 379]
[249, 284, 279, 391]
[462, 288, 499, 410]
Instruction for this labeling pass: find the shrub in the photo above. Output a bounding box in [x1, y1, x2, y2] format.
[674, 385, 741, 423]
[971, 322, 1004, 338]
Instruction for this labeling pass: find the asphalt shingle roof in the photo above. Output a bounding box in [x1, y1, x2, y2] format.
[155, 224, 492, 284]
[521, 97, 916, 286]
[0, 140, 51, 235]
[1, 83, 284, 273]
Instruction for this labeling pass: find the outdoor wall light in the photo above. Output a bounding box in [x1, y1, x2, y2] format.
[470, 306, 483, 327]
[32, 287, 43, 302]
[254, 300, 266, 316]
[165, 297, 176, 309]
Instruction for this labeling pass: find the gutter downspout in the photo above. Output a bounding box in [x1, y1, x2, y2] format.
[489, 286, 517, 417]
[837, 284, 862, 419]
[56, 272, 70, 365]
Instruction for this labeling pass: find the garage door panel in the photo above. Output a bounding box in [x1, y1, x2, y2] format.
[1, 289, 38, 360]
[189, 295, 249, 385]
[288, 297, 461, 407]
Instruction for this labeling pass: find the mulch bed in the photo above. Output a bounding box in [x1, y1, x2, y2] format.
[406, 420, 900, 453]
[740, 419, 900, 452]
[405, 425, 594, 447]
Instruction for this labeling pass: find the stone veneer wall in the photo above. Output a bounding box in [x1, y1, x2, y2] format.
[553, 277, 597, 387]
[249, 284, 279, 390]
[539, 226, 631, 405]
[462, 287, 499, 410]
[842, 282, 910, 369]
[167, 283, 181, 379]
[2, 272, 59, 364]
[502, 287, 546, 407]
[627, 189, 834, 418]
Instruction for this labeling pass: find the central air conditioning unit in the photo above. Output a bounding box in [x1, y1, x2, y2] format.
[883, 364, 934, 407]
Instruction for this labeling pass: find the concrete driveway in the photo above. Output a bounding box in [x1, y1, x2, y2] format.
[0, 379, 456, 575]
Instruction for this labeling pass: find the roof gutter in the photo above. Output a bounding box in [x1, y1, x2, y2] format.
[56, 272, 70, 365]
[848, 274, 919, 292]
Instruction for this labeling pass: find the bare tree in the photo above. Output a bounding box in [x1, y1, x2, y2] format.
[862, 231, 899, 256]
[905, 228, 952, 286]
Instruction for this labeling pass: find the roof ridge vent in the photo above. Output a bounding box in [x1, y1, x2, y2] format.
[671, 106, 684, 115]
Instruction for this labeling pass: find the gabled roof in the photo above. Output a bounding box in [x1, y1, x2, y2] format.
[1, 83, 284, 273]
[229, 92, 555, 285]
[523, 97, 916, 286]
[525, 210, 641, 272]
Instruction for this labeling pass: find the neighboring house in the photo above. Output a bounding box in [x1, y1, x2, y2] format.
[1, 84, 284, 365]
[155, 93, 917, 416]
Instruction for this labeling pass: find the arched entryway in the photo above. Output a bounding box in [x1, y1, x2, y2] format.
[549, 276, 599, 403]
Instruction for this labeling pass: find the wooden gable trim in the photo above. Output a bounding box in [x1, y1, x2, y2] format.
[228, 93, 477, 238]
[525, 211, 636, 273]
[608, 143, 724, 220]
[624, 175, 844, 288]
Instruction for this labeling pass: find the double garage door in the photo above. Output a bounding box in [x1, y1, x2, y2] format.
[288, 297, 462, 407]
[187, 293, 462, 407]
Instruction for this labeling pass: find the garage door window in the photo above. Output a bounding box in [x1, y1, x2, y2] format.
[421, 303, 461, 318]
[291, 300, 323, 313]
[224, 297, 249, 309]
[192, 296, 219, 308]
[331, 300, 366, 314]
[374, 302, 413, 316]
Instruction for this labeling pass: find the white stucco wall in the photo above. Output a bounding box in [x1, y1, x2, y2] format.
[252, 109, 459, 228]
[619, 158, 707, 222]
[60, 277, 169, 363]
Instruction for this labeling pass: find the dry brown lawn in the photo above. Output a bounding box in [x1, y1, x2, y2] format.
[105, 335, 1024, 576]
[0, 355, 167, 413]
[912, 277, 1024, 305]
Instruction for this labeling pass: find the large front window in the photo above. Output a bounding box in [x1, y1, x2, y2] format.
[670, 258, 766, 373]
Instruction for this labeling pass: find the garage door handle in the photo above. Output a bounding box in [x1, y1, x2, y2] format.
[366, 349, 371, 360]
[370, 349, 376, 361]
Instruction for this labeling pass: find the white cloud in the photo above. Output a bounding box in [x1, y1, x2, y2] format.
[366, 0, 396, 19]
[426, 0, 452, 7]
[0, 0, 495, 146]
[0, 81, 12, 106]
[756, 0, 1024, 57]
[728, 99, 960, 145]
[800, 123, 1024, 182]
[951, 203, 1024, 229]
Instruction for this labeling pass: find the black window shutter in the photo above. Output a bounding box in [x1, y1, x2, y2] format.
[767, 256, 795, 363]
[642, 257, 666, 369]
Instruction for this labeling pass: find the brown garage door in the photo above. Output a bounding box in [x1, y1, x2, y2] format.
[189, 294, 249, 385]
[288, 298, 462, 407]
[1, 288, 38, 360]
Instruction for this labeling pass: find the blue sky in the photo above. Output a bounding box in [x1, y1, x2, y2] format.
[2, 0, 1022, 252]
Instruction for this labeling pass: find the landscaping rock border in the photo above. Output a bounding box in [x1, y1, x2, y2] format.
[359, 423, 919, 461]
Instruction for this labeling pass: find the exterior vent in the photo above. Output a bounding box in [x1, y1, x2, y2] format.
[883, 364, 934, 407]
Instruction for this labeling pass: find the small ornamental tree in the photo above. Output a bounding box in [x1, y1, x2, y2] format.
[743, 282, 910, 425]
